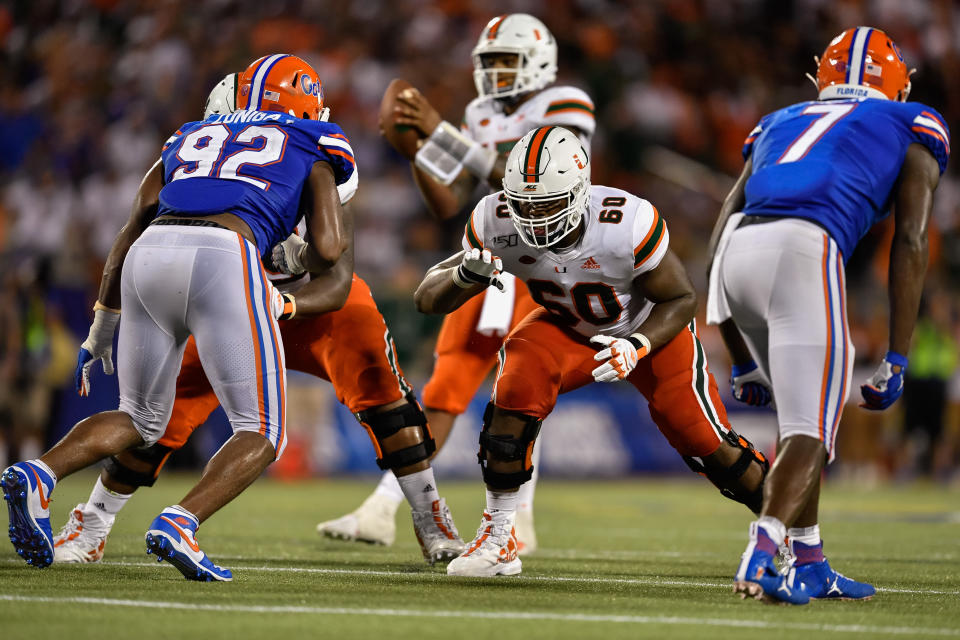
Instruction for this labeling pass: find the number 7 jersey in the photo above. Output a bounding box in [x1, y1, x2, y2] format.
[463, 185, 669, 338]
[158, 110, 358, 255]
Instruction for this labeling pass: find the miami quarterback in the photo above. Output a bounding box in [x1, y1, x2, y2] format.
[707, 27, 948, 604]
[415, 126, 770, 577]
[49, 73, 464, 569]
[3, 54, 354, 581]
[318, 13, 596, 555]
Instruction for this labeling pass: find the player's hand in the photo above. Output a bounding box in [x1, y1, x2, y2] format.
[268, 285, 297, 321]
[75, 308, 121, 396]
[590, 334, 650, 382]
[860, 351, 908, 410]
[394, 87, 442, 138]
[266, 233, 307, 275]
[730, 360, 773, 407]
[453, 248, 504, 291]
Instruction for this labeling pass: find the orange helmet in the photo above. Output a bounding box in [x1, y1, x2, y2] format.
[237, 54, 325, 120]
[814, 27, 911, 102]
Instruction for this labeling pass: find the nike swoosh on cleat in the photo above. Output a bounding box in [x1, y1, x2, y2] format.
[159, 516, 200, 552]
[29, 467, 50, 510]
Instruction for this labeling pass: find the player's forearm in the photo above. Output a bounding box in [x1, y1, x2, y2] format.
[718, 318, 755, 366]
[414, 265, 483, 314]
[887, 230, 927, 355]
[287, 267, 353, 316]
[634, 290, 697, 352]
[707, 158, 751, 276]
[411, 164, 474, 221]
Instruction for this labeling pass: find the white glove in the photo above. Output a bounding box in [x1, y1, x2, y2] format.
[75, 308, 121, 396]
[452, 248, 505, 291]
[590, 333, 651, 382]
[268, 233, 308, 275]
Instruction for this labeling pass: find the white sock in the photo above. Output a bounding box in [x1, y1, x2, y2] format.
[756, 515, 786, 546]
[372, 470, 405, 506]
[787, 524, 821, 546]
[486, 490, 518, 523]
[168, 504, 199, 527]
[85, 476, 132, 530]
[396, 468, 441, 513]
[516, 442, 541, 512]
[27, 459, 57, 485]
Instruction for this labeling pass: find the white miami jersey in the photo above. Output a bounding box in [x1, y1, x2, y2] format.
[462, 185, 669, 338]
[462, 85, 596, 157]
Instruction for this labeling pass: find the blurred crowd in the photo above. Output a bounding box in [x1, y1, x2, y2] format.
[1, 0, 958, 479]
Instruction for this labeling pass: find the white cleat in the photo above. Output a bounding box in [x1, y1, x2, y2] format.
[316, 493, 398, 546]
[447, 512, 522, 577]
[514, 508, 537, 556]
[411, 498, 465, 565]
[53, 504, 107, 564]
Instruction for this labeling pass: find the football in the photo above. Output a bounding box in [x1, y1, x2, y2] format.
[379, 78, 422, 160]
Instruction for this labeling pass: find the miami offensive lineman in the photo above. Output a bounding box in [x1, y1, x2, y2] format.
[318, 13, 596, 554]
[707, 28, 948, 603]
[50, 74, 464, 567]
[415, 126, 771, 577]
[2, 54, 353, 580]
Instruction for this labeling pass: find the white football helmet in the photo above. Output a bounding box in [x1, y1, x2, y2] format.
[503, 126, 590, 248]
[203, 73, 238, 118]
[472, 13, 558, 100]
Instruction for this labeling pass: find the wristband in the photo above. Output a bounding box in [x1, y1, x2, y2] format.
[279, 293, 297, 320]
[93, 301, 121, 315]
[626, 332, 651, 355]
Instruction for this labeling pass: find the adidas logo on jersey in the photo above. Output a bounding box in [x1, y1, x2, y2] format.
[581, 257, 600, 270]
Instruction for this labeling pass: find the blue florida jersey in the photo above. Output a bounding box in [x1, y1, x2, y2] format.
[158, 110, 357, 255]
[742, 98, 949, 260]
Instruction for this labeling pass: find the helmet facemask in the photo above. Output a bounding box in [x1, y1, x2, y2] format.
[505, 174, 589, 248]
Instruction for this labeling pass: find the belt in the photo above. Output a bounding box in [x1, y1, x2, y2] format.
[151, 217, 229, 230]
[737, 214, 829, 234]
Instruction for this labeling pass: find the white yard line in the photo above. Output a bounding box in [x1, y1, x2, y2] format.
[0, 594, 958, 636]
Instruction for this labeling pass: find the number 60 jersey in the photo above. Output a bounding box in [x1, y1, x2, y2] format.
[463, 185, 669, 338]
[157, 110, 358, 256]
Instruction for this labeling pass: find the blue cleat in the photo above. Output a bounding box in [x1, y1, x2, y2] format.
[145, 507, 232, 582]
[2, 461, 56, 568]
[794, 558, 875, 600]
[733, 523, 810, 605]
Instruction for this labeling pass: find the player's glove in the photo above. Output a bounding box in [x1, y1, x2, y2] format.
[266, 233, 307, 276]
[730, 360, 773, 407]
[452, 248, 505, 291]
[75, 305, 121, 396]
[590, 333, 651, 382]
[268, 286, 297, 321]
[860, 351, 908, 410]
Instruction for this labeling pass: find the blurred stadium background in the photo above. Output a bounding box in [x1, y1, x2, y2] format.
[1, 0, 957, 483]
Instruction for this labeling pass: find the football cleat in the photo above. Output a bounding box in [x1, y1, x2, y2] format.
[447, 512, 521, 577]
[53, 504, 107, 563]
[514, 507, 537, 556]
[411, 498, 465, 565]
[733, 523, 809, 605]
[145, 507, 232, 582]
[315, 493, 398, 546]
[795, 558, 875, 600]
[2, 461, 56, 568]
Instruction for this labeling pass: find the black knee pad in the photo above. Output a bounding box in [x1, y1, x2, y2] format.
[356, 394, 436, 471]
[477, 402, 542, 490]
[683, 430, 769, 514]
[102, 443, 174, 488]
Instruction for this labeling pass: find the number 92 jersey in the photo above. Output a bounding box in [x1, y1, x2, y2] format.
[742, 98, 949, 260]
[158, 110, 358, 255]
[463, 185, 669, 338]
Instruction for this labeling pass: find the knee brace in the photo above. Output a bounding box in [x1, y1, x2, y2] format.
[356, 394, 436, 471]
[102, 443, 174, 488]
[477, 402, 542, 490]
[683, 430, 769, 514]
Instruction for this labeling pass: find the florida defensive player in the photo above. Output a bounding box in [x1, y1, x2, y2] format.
[707, 27, 948, 604]
[2, 54, 355, 581]
[49, 73, 464, 568]
[318, 13, 596, 554]
[415, 126, 770, 577]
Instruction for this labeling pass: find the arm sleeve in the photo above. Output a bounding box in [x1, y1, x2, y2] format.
[907, 105, 950, 175]
[632, 199, 669, 274]
[540, 87, 596, 144]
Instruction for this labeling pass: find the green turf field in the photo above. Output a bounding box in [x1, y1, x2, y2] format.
[2, 472, 958, 639]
